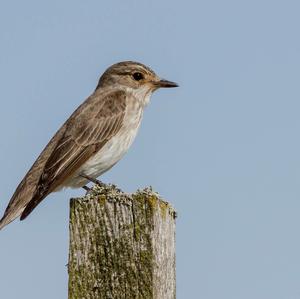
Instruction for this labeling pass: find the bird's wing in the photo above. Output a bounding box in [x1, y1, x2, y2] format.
[0, 89, 127, 228]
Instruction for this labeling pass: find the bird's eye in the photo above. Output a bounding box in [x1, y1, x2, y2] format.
[132, 72, 144, 81]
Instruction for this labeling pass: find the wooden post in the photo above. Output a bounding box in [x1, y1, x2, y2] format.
[68, 184, 176, 299]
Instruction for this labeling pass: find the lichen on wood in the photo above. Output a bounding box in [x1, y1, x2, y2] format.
[68, 184, 176, 299]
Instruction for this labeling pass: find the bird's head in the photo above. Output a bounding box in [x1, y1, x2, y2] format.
[97, 61, 178, 105]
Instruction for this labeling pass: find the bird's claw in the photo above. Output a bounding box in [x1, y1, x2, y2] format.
[80, 174, 105, 187]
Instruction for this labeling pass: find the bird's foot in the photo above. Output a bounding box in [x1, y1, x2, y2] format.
[82, 185, 90, 191]
[80, 174, 105, 187]
[82, 185, 93, 195]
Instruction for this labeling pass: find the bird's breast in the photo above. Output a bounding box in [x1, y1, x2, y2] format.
[75, 102, 144, 183]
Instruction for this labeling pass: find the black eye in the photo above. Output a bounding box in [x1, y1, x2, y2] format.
[132, 72, 144, 81]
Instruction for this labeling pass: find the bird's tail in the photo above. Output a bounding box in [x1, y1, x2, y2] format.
[0, 181, 35, 230]
[0, 208, 24, 230]
[0, 216, 13, 230]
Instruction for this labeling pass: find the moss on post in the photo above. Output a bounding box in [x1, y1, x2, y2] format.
[68, 184, 176, 299]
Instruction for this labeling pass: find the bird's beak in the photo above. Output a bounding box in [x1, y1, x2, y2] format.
[153, 79, 179, 88]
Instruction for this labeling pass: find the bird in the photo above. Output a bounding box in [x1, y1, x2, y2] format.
[0, 61, 178, 230]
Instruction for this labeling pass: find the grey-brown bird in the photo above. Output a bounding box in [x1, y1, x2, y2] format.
[0, 61, 178, 230]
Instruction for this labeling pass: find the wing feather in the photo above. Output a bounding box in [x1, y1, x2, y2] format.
[0, 89, 127, 228]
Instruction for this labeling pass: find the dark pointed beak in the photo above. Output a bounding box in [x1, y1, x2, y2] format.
[154, 79, 179, 88]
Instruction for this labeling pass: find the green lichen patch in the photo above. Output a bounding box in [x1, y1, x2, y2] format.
[69, 183, 176, 299]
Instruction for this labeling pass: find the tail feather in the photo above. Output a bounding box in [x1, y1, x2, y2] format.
[0, 208, 25, 230]
[0, 177, 38, 230]
[0, 123, 67, 230]
[0, 180, 35, 230]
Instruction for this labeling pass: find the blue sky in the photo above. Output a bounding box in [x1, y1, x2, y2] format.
[1, 0, 300, 298]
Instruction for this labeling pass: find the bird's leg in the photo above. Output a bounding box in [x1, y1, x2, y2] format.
[82, 185, 93, 195]
[80, 174, 105, 187]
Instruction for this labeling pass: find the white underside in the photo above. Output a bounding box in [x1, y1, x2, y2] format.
[68, 127, 140, 187]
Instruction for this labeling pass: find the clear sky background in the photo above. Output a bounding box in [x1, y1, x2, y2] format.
[0, 0, 300, 298]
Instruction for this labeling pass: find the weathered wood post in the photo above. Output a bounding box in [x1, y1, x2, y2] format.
[68, 184, 176, 299]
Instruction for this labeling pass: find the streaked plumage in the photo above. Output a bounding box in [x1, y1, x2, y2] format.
[0, 61, 178, 230]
